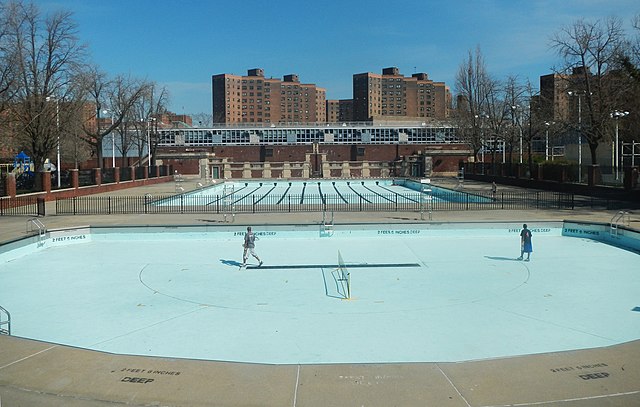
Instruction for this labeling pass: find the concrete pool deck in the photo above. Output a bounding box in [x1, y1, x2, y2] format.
[1, 178, 640, 406]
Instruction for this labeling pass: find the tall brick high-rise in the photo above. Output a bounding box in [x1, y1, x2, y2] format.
[352, 67, 450, 122]
[212, 68, 326, 124]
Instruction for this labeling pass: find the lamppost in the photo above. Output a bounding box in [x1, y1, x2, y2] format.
[544, 122, 555, 161]
[567, 91, 585, 183]
[475, 113, 489, 163]
[610, 110, 629, 180]
[45, 96, 61, 188]
[102, 109, 116, 168]
[147, 117, 156, 168]
[511, 105, 523, 164]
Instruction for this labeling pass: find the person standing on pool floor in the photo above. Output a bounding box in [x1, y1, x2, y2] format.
[518, 223, 533, 261]
[242, 226, 263, 267]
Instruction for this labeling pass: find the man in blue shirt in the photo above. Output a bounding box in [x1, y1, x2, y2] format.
[518, 224, 533, 261]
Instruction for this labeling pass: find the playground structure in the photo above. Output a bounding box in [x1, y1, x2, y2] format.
[8, 151, 33, 176]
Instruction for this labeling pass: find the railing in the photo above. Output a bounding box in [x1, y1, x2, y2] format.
[0, 196, 45, 216]
[27, 217, 46, 237]
[56, 191, 574, 215]
[610, 211, 630, 238]
[0, 305, 10, 335]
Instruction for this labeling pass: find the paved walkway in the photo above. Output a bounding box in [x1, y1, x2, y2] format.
[1, 177, 639, 406]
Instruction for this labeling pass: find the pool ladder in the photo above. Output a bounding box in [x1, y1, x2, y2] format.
[610, 211, 630, 238]
[26, 218, 46, 243]
[0, 305, 10, 335]
[321, 210, 334, 236]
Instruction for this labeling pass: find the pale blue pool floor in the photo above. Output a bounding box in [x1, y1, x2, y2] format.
[1, 230, 639, 364]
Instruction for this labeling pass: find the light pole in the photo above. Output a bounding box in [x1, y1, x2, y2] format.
[147, 117, 156, 168]
[567, 91, 585, 183]
[511, 105, 523, 164]
[102, 110, 116, 168]
[45, 96, 61, 188]
[475, 113, 489, 164]
[544, 122, 555, 161]
[610, 110, 629, 180]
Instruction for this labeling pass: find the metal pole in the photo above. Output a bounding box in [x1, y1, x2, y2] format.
[545, 126, 549, 161]
[610, 111, 629, 180]
[55, 99, 60, 188]
[614, 118, 619, 180]
[519, 125, 523, 164]
[517, 107, 522, 164]
[511, 106, 522, 164]
[112, 116, 115, 168]
[578, 94, 582, 183]
[147, 119, 151, 168]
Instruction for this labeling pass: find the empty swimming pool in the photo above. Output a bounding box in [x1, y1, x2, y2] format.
[155, 178, 491, 210]
[1, 221, 638, 365]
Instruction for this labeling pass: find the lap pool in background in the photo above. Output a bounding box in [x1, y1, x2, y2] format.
[0, 221, 638, 364]
[153, 178, 491, 209]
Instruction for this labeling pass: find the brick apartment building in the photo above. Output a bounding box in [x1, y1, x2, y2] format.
[352, 67, 451, 122]
[326, 99, 354, 122]
[538, 66, 594, 123]
[212, 68, 326, 124]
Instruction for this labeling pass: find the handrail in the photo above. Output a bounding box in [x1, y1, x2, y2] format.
[610, 211, 630, 238]
[321, 210, 334, 236]
[26, 217, 46, 236]
[0, 305, 10, 335]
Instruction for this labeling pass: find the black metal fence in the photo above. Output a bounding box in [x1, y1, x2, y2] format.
[0, 196, 45, 216]
[55, 190, 574, 215]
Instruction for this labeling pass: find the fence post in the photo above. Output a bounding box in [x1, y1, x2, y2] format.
[108, 196, 111, 214]
[6, 173, 16, 197]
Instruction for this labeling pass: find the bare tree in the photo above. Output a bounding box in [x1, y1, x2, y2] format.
[453, 46, 494, 161]
[550, 17, 629, 167]
[127, 83, 169, 166]
[4, 0, 86, 175]
[521, 81, 549, 176]
[617, 14, 640, 147]
[0, 2, 18, 155]
[482, 76, 521, 172]
[80, 66, 152, 168]
[0, 2, 18, 114]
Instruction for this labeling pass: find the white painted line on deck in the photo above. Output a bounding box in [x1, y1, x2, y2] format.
[0, 345, 59, 370]
[435, 363, 471, 407]
[292, 364, 301, 407]
[480, 390, 640, 406]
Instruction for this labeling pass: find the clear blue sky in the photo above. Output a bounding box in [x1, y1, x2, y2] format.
[35, 0, 639, 116]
